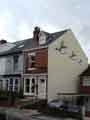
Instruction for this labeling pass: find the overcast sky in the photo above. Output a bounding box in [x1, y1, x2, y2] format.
[0, 0, 90, 60]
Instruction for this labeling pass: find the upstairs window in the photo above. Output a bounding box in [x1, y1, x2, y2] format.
[6, 57, 12, 73]
[13, 55, 19, 72]
[27, 52, 36, 70]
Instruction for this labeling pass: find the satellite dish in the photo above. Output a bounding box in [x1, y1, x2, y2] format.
[39, 31, 46, 45]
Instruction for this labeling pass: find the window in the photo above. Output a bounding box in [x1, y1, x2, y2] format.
[31, 78, 35, 93]
[31, 62, 36, 68]
[8, 79, 19, 92]
[0, 80, 3, 90]
[25, 79, 30, 93]
[31, 55, 35, 61]
[83, 77, 90, 86]
[6, 80, 8, 91]
[13, 55, 19, 71]
[27, 52, 36, 70]
[6, 57, 12, 73]
[9, 78, 13, 91]
[14, 79, 19, 92]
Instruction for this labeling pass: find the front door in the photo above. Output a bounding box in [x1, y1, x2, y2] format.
[38, 76, 47, 99]
[24, 76, 36, 96]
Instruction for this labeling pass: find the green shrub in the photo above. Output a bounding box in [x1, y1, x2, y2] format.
[0, 90, 24, 100]
[0, 90, 8, 100]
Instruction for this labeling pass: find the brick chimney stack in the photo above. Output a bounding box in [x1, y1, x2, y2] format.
[33, 26, 40, 47]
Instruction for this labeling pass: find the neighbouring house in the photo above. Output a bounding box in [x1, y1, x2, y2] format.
[80, 65, 90, 116]
[0, 40, 23, 92]
[23, 27, 88, 101]
[0, 38, 35, 93]
[0, 27, 88, 102]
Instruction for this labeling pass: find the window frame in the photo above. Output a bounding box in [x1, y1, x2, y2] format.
[83, 76, 90, 86]
[13, 55, 19, 72]
[0, 80, 3, 90]
[8, 78, 20, 92]
[27, 52, 36, 70]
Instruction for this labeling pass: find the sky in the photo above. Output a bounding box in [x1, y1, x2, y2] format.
[0, 0, 89, 60]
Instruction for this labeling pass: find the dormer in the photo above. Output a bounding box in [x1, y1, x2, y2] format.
[39, 31, 46, 45]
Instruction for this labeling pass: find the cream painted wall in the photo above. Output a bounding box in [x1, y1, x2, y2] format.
[48, 30, 88, 101]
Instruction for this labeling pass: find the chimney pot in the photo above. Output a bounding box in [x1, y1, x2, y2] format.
[34, 26, 40, 33]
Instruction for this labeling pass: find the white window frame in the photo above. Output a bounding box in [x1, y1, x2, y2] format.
[27, 52, 36, 70]
[8, 78, 20, 92]
[83, 76, 90, 86]
[24, 76, 36, 96]
[13, 55, 19, 72]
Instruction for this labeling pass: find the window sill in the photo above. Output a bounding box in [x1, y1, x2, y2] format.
[27, 68, 36, 70]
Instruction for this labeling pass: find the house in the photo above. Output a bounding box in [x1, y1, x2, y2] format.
[0, 40, 23, 92]
[23, 27, 88, 101]
[0, 38, 35, 93]
[80, 65, 90, 116]
[0, 27, 88, 102]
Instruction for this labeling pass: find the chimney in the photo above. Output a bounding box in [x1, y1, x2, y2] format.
[0, 39, 7, 44]
[33, 26, 40, 47]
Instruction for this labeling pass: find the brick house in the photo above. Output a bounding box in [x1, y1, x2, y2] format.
[80, 65, 90, 116]
[23, 27, 88, 101]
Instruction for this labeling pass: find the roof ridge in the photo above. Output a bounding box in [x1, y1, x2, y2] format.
[0, 28, 69, 56]
[13, 29, 68, 44]
[50, 29, 69, 35]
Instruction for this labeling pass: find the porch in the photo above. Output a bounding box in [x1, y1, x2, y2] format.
[23, 74, 48, 100]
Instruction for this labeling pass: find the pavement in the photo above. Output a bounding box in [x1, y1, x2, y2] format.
[31, 113, 77, 120]
[0, 107, 78, 120]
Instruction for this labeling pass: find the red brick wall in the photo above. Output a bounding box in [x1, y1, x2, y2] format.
[35, 48, 48, 68]
[24, 48, 48, 74]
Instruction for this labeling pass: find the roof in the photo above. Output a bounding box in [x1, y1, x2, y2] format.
[0, 29, 68, 56]
[80, 65, 90, 76]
